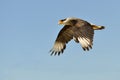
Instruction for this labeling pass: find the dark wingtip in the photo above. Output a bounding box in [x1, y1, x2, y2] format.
[50, 51, 54, 56]
[50, 45, 66, 56]
[83, 47, 86, 51]
[89, 45, 92, 49]
[58, 52, 61, 56]
[86, 47, 89, 51]
[50, 50, 63, 56]
[82, 45, 92, 51]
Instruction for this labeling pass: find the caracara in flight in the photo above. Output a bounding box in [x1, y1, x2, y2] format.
[50, 17, 105, 56]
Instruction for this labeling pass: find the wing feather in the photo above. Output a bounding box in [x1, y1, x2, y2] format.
[50, 25, 74, 56]
[73, 21, 94, 51]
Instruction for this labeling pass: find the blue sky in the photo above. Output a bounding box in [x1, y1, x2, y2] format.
[0, 0, 120, 80]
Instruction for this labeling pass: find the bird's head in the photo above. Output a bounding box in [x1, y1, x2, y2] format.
[58, 17, 78, 26]
[58, 18, 67, 25]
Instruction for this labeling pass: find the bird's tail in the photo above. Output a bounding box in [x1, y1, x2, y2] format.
[91, 25, 105, 30]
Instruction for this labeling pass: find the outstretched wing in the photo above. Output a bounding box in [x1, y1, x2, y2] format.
[50, 25, 74, 56]
[73, 21, 94, 51]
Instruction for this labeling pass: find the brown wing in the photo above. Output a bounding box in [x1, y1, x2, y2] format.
[50, 25, 74, 56]
[73, 21, 94, 51]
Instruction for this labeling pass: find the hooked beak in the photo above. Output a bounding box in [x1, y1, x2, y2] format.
[58, 20, 64, 25]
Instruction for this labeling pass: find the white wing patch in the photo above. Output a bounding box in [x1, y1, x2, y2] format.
[78, 37, 92, 51]
[53, 42, 64, 52]
[50, 42, 65, 55]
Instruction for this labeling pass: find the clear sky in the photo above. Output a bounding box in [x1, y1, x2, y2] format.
[0, 0, 120, 80]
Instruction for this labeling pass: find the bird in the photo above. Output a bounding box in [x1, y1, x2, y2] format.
[50, 17, 105, 56]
